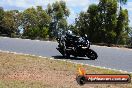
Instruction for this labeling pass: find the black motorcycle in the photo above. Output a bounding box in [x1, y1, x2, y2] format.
[56, 33, 98, 60]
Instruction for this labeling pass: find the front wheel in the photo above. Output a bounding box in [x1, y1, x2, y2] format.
[87, 49, 98, 60]
[62, 41, 70, 58]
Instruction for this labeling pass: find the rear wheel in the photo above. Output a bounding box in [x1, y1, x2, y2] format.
[87, 49, 98, 60]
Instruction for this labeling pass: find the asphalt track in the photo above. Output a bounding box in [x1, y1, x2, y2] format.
[0, 37, 132, 73]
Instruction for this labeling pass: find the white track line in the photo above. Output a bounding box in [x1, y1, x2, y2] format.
[0, 37, 52, 43]
[0, 50, 132, 74]
[93, 45, 132, 51]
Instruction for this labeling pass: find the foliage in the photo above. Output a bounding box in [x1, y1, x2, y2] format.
[46, 1, 70, 38]
[0, 10, 21, 36]
[0, 7, 4, 35]
[75, 0, 130, 45]
[21, 6, 51, 39]
[0, 0, 131, 46]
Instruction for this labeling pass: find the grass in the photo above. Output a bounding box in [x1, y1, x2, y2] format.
[0, 52, 131, 88]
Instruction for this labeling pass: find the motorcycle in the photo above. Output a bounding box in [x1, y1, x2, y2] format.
[56, 32, 98, 60]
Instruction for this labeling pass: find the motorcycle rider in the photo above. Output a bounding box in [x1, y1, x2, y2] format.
[65, 30, 76, 47]
[56, 30, 97, 59]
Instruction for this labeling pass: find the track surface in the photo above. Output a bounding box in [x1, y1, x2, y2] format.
[0, 37, 132, 72]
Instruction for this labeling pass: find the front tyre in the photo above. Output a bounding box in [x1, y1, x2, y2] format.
[62, 41, 70, 58]
[87, 49, 98, 60]
[62, 41, 66, 57]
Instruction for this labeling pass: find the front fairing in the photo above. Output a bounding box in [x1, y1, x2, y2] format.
[77, 37, 90, 48]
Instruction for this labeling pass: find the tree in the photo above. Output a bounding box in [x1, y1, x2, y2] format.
[75, 0, 130, 45]
[129, 28, 132, 46]
[75, 4, 99, 42]
[0, 1, 70, 39]
[118, 0, 127, 9]
[22, 6, 51, 39]
[87, 4, 99, 42]
[0, 7, 4, 35]
[75, 12, 87, 36]
[46, 1, 70, 38]
[115, 9, 129, 44]
[58, 18, 67, 30]
[97, 0, 118, 43]
[22, 7, 37, 29]
[60, 0, 70, 18]
[22, 7, 38, 38]
[0, 7, 4, 23]
[46, 4, 53, 17]
[36, 6, 51, 28]
[36, 6, 51, 39]
[1, 10, 21, 36]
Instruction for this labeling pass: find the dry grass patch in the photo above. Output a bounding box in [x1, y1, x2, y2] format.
[0, 52, 131, 88]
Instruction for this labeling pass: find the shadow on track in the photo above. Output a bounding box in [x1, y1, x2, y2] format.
[52, 55, 93, 60]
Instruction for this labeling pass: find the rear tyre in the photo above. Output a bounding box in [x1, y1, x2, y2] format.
[87, 49, 98, 60]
